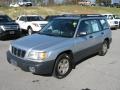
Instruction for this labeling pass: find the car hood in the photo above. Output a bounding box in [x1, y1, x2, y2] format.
[12, 34, 69, 51]
[0, 22, 18, 25]
[31, 21, 48, 25]
[114, 19, 120, 21]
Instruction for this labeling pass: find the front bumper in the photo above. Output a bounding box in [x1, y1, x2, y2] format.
[7, 51, 55, 75]
[0, 30, 21, 39]
[110, 24, 119, 29]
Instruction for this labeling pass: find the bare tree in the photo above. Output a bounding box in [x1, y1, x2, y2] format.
[48, 0, 54, 5]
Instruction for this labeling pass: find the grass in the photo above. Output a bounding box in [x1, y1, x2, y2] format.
[0, 5, 120, 19]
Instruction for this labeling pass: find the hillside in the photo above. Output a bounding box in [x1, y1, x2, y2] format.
[0, 5, 120, 19]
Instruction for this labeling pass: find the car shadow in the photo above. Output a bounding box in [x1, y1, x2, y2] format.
[33, 53, 98, 78]
[0, 37, 19, 41]
[75, 53, 98, 68]
[0, 34, 26, 41]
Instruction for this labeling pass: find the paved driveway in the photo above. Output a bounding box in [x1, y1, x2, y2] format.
[0, 30, 120, 90]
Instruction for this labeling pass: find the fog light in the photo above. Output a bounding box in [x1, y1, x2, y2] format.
[29, 66, 36, 73]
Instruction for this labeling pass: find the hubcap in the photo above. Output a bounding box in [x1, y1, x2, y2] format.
[57, 59, 69, 75]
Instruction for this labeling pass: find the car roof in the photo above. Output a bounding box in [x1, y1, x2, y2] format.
[55, 16, 80, 20]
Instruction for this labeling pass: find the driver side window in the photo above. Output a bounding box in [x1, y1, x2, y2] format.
[77, 20, 92, 36]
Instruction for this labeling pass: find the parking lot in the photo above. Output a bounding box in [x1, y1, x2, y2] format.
[0, 29, 120, 90]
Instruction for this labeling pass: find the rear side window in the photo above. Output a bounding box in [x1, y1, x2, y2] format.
[100, 19, 109, 29]
[91, 20, 101, 32]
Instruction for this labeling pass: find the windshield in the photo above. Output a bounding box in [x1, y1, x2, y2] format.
[39, 19, 78, 38]
[27, 16, 44, 21]
[0, 15, 12, 22]
[113, 15, 120, 19]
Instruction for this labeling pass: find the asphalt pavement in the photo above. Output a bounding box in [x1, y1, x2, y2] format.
[0, 30, 120, 90]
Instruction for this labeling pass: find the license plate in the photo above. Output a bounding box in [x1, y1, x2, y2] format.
[9, 31, 15, 34]
[10, 59, 17, 66]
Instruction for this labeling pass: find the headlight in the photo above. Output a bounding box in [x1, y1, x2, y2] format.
[9, 44, 12, 52]
[32, 23, 39, 27]
[114, 21, 118, 24]
[0, 26, 5, 33]
[0, 25, 5, 31]
[17, 25, 20, 29]
[27, 51, 47, 60]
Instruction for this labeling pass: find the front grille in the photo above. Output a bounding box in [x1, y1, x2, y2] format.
[4, 25, 18, 30]
[114, 21, 118, 24]
[12, 46, 26, 58]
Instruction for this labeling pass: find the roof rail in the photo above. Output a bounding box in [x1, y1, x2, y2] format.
[80, 14, 102, 16]
[62, 14, 104, 17]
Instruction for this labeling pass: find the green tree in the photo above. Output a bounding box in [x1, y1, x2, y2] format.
[96, 0, 111, 4]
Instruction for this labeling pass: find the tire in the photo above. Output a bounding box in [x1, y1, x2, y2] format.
[98, 40, 108, 56]
[28, 27, 33, 35]
[53, 53, 72, 79]
[111, 27, 117, 30]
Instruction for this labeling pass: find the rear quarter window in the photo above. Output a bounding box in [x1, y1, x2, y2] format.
[91, 20, 101, 32]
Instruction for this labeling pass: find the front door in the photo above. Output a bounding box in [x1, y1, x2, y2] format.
[74, 20, 95, 62]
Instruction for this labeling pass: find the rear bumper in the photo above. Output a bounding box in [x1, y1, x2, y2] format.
[7, 51, 55, 75]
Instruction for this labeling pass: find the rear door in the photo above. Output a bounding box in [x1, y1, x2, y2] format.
[89, 19, 104, 49]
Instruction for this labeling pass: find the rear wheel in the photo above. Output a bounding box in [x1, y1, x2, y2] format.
[53, 54, 72, 79]
[99, 40, 108, 56]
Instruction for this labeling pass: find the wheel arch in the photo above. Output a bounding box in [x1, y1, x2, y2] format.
[27, 25, 32, 30]
[52, 50, 74, 78]
[53, 50, 75, 69]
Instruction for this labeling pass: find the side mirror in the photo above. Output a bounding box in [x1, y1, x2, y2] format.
[77, 32, 87, 37]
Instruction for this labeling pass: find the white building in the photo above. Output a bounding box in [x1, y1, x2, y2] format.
[43, 0, 96, 4]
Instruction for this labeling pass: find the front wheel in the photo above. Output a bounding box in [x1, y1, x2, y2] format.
[53, 54, 72, 79]
[98, 40, 108, 56]
[28, 27, 33, 35]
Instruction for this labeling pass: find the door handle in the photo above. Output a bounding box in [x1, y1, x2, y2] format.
[89, 36, 93, 38]
[101, 32, 104, 35]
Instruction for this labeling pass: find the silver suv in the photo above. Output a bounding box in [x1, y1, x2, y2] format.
[7, 14, 112, 79]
